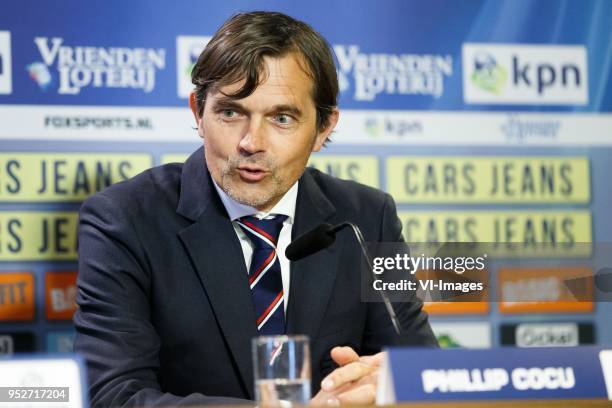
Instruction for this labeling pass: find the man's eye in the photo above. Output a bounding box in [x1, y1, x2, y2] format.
[221, 109, 238, 118]
[274, 114, 293, 125]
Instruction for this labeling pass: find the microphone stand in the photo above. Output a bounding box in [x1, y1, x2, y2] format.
[331, 222, 403, 336]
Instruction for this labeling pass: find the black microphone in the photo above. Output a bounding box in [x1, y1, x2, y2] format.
[285, 223, 336, 261]
[286, 222, 403, 335]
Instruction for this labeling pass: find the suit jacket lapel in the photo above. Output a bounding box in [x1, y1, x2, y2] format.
[286, 170, 338, 340]
[177, 148, 257, 398]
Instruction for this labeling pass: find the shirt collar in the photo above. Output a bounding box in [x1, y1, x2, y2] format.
[212, 177, 298, 223]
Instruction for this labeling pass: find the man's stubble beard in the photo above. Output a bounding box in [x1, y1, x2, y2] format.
[219, 155, 286, 209]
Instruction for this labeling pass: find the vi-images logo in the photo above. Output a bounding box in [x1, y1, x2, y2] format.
[176, 35, 211, 98]
[463, 43, 588, 105]
[0, 31, 12, 94]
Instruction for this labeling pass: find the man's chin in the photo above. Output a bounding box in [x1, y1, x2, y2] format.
[224, 185, 273, 209]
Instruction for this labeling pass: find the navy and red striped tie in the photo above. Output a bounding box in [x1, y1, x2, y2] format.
[237, 215, 287, 335]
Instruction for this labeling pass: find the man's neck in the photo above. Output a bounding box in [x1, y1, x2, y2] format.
[211, 178, 299, 222]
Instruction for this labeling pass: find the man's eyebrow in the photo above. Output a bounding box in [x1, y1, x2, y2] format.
[211, 97, 244, 110]
[270, 104, 303, 117]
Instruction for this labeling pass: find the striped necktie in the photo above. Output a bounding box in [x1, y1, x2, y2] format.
[237, 215, 288, 335]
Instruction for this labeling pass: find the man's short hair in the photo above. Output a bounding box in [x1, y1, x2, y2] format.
[191, 11, 338, 132]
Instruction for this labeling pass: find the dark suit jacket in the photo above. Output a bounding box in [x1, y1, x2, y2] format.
[74, 147, 437, 407]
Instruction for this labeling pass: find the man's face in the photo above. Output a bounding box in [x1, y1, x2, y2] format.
[190, 53, 338, 211]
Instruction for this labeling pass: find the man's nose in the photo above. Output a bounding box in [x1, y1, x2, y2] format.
[238, 118, 267, 154]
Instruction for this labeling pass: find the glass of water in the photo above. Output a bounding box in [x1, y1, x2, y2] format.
[252, 335, 311, 407]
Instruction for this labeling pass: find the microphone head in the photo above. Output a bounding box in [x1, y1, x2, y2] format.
[285, 223, 335, 261]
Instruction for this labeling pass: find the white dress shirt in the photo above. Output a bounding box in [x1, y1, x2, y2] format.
[212, 179, 298, 312]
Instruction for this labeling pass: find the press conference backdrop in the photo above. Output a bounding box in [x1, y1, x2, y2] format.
[0, 0, 611, 355]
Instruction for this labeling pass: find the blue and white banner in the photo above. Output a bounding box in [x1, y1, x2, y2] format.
[0, 0, 610, 111]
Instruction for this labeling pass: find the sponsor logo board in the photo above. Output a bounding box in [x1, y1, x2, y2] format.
[387, 156, 589, 203]
[45, 272, 78, 321]
[0, 212, 78, 261]
[46, 331, 76, 353]
[498, 267, 594, 313]
[500, 322, 595, 347]
[500, 114, 561, 143]
[463, 43, 588, 105]
[0, 31, 12, 94]
[28, 37, 166, 95]
[0, 272, 35, 321]
[334, 44, 452, 102]
[176, 35, 211, 98]
[398, 211, 592, 248]
[0, 153, 152, 201]
[0, 332, 36, 355]
[2, 106, 611, 145]
[430, 322, 491, 348]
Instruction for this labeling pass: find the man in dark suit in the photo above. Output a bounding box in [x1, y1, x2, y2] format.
[74, 11, 437, 407]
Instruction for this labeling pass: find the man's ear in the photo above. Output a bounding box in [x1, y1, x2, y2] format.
[312, 108, 339, 152]
[189, 92, 205, 139]
[189, 91, 201, 124]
